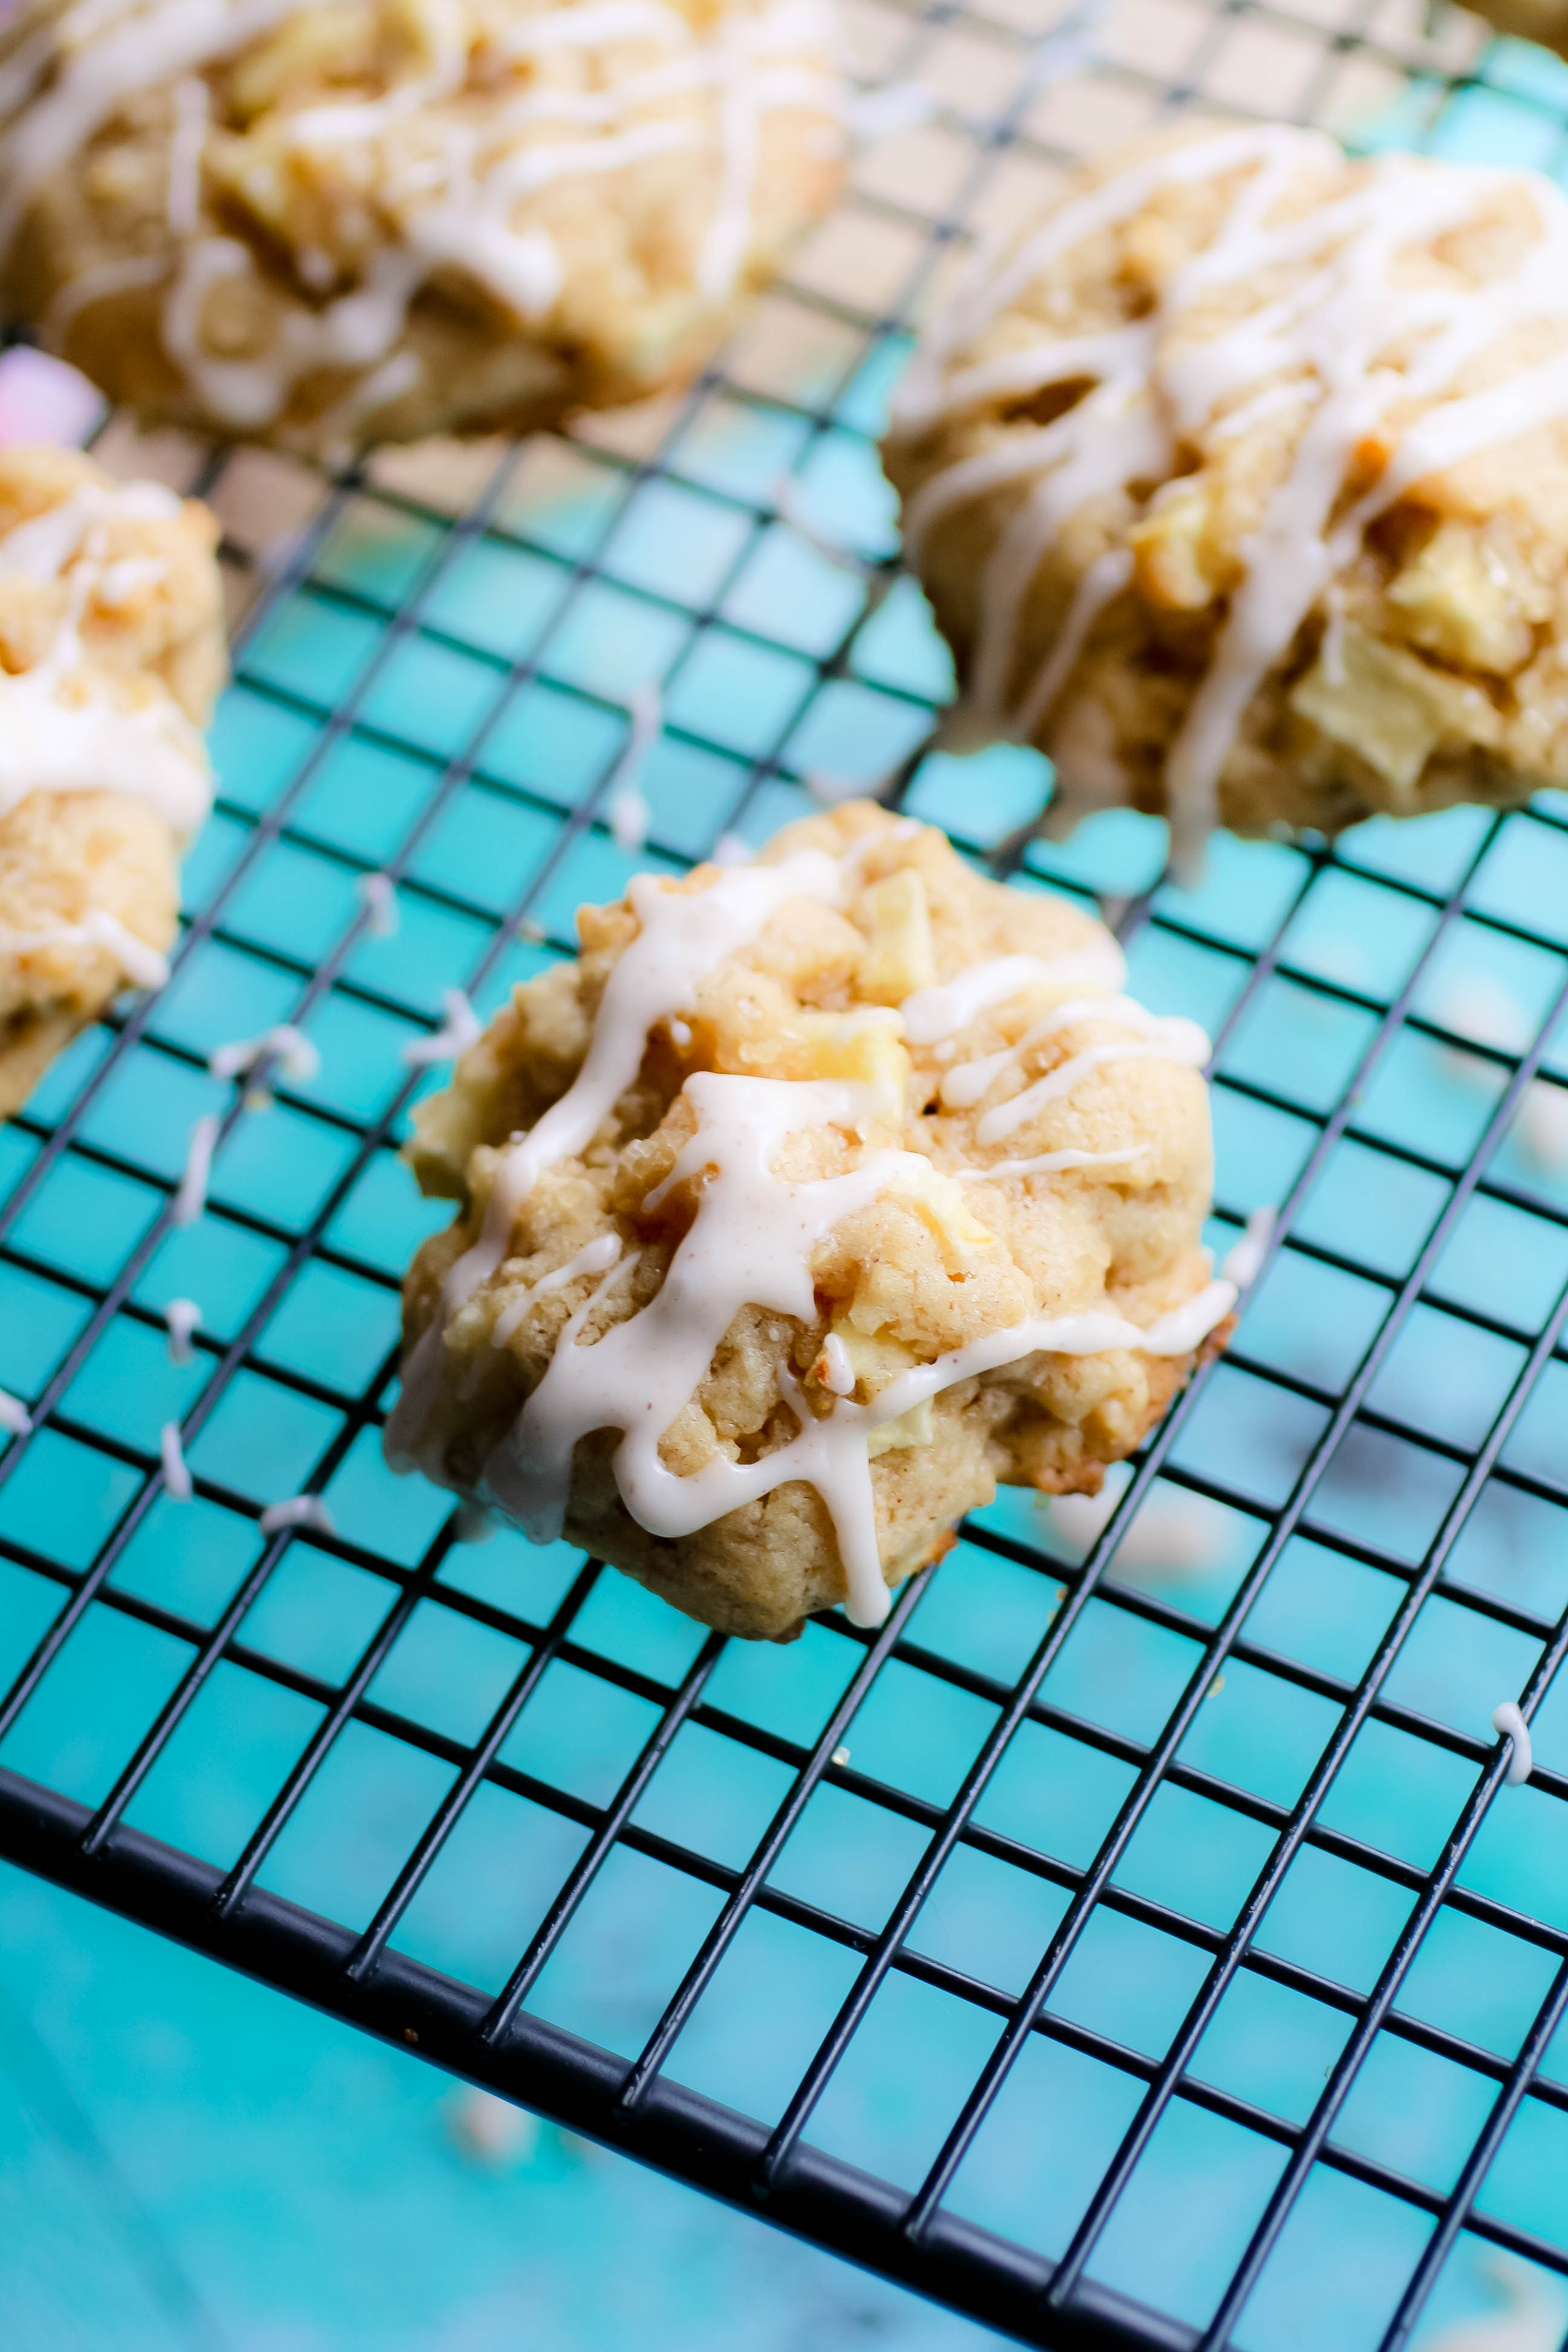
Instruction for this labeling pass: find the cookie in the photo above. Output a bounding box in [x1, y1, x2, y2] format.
[1462, 0, 1568, 54]
[883, 127, 1568, 872]
[0, 0, 845, 454]
[0, 443, 224, 1118]
[386, 803, 1231, 1641]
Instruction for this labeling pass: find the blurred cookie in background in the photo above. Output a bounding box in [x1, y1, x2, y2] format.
[0, 443, 224, 1116]
[884, 127, 1568, 875]
[0, 0, 846, 456]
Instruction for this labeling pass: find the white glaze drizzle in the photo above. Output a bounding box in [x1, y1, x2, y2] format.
[1521, 1078, 1568, 1173]
[900, 944, 1128, 1044]
[893, 127, 1568, 867]
[0, 1386, 33, 1437]
[1012, 545, 1132, 745]
[1050, 1480, 1226, 1579]
[402, 988, 483, 1067]
[697, 15, 757, 302]
[209, 1022, 318, 1082]
[491, 1230, 624, 1348]
[0, 477, 212, 837]
[166, 74, 206, 235]
[172, 1110, 218, 1225]
[165, 1295, 201, 1362]
[818, 1330, 855, 1393]
[1492, 1699, 1533, 1786]
[936, 992, 1206, 1112]
[358, 872, 398, 936]
[864, 1277, 1235, 1420]
[160, 1417, 192, 1499]
[1426, 2255, 1567, 2352]
[0, 908, 169, 990]
[1221, 1204, 1275, 1289]
[10, 0, 842, 434]
[956, 1143, 1142, 1182]
[409, 52, 711, 145]
[260, 1492, 336, 1535]
[974, 1007, 1210, 1145]
[609, 783, 648, 852]
[605, 682, 661, 855]
[0, 661, 208, 833]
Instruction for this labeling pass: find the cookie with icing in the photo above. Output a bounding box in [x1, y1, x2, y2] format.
[883, 128, 1568, 873]
[386, 803, 1230, 1641]
[0, 0, 845, 454]
[0, 443, 224, 1118]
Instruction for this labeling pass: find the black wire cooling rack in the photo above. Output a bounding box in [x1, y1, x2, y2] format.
[8, 0, 1568, 2342]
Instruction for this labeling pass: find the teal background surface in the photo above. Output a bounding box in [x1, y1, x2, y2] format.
[9, 1, 1568, 2341]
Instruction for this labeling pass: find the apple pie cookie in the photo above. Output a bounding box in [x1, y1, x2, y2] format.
[386, 802, 1233, 1640]
[884, 128, 1568, 871]
[0, 0, 845, 453]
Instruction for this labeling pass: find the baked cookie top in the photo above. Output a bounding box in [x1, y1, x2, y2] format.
[387, 803, 1229, 1631]
[884, 128, 1568, 868]
[0, 0, 844, 449]
[0, 441, 223, 843]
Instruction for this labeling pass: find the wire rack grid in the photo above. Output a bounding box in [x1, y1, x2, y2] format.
[7, 0, 1568, 2342]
